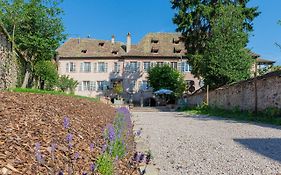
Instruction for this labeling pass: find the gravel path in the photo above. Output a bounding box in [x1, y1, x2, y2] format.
[132, 112, 281, 175]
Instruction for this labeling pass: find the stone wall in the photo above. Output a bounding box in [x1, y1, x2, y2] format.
[187, 71, 281, 111]
[0, 27, 18, 89]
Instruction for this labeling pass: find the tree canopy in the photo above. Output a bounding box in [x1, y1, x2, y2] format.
[148, 65, 186, 97]
[172, 0, 259, 89]
[0, 0, 66, 88]
[172, 0, 259, 55]
[196, 4, 253, 88]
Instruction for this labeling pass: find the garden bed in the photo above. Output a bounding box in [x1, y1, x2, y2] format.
[0, 92, 137, 174]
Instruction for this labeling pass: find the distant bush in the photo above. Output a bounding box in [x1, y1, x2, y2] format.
[57, 75, 78, 94]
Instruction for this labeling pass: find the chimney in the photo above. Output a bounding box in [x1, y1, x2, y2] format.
[126, 32, 131, 53]
[111, 35, 115, 44]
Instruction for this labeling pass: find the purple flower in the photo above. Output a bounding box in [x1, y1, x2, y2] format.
[66, 133, 73, 143]
[82, 172, 87, 175]
[74, 152, 79, 160]
[35, 143, 43, 164]
[90, 143, 95, 152]
[132, 152, 139, 162]
[90, 163, 95, 172]
[115, 155, 119, 161]
[51, 143, 56, 153]
[102, 144, 107, 153]
[139, 153, 145, 163]
[66, 133, 73, 148]
[107, 124, 115, 141]
[63, 117, 70, 129]
[136, 129, 142, 136]
[58, 171, 63, 175]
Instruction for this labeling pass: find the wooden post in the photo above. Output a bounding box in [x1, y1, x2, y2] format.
[206, 85, 209, 106]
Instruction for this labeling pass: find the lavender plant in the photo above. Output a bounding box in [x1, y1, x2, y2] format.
[33, 107, 135, 175]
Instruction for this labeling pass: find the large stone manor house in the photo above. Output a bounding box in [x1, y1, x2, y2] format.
[56, 32, 274, 105]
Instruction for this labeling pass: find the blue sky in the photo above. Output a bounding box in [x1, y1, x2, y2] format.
[61, 0, 281, 65]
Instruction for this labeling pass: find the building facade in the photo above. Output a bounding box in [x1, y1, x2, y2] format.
[56, 33, 201, 105]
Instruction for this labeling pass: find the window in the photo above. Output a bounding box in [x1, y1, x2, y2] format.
[66, 62, 76, 72]
[129, 80, 136, 90]
[98, 62, 108, 73]
[80, 62, 91, 72]
[114, 62, 120, 73]
[157, 62, 164, 67]
[128, 62, 140, 72]
[81, 49, 87, 53]
[174, 48, 182, 53]
[151, 47, 159, 54]
[170, 62, 177, 69]
[79, 81, 96, 91]
[180, 61, 191, 72]
[143, 62, 151, 71]
[97, 81, 108, 91]
[139, 80, 149, 90]
[173, 38, 180, 44]
[112, 51, 118, 55]
[151, 39, 159, 44]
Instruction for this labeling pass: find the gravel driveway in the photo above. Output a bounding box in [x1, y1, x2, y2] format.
[132, 111, 281, 175]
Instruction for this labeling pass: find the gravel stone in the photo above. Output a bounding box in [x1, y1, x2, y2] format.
[132, 112, 281, 175]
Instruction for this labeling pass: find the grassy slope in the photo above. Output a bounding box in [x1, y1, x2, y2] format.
[9, 88, 99, 102]
[183, 105, 281, 126]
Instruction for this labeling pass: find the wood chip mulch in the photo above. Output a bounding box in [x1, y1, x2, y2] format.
[0, 92, 137, 175]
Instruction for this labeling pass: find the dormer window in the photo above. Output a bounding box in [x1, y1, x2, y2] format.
[151, 38, 159, 44]
[98, 42, 105, 47]
[151, 47, 159, 54]
[173, 38, 180, 44]
[174, 47, 181, 53]
[81, 49, 87, 53]
[112, 50, 118, 55]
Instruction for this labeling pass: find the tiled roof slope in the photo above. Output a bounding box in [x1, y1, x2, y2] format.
[56, 38, 126, 58]
[126, 33, 186, 57]
[57, 33, 187, 58]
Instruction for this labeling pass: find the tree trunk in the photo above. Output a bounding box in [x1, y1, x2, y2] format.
[39, 77, 44, 90]
[21, 70, 30, 88]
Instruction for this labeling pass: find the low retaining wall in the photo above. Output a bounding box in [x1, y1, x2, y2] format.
[187, 71, 281, 111]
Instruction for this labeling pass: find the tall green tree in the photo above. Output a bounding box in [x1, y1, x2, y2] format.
[148, 65, 186, 97]
[0, 0, 65, 88]
[171, 0, 259, 88]
[172, 0, 259, 55]
[197, 4, 253, 88]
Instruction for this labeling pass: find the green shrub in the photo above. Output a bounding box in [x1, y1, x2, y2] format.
[263, 107, 281, 118]
[34, 60, 58, 90]
[57, 75, 78, 94]
[96, 152, 114, 175]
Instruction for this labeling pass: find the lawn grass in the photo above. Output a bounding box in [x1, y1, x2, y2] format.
[8, 88, 99, 102]
[182, 104, 281, 126]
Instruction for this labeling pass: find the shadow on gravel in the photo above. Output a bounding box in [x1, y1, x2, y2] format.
[177, 113, 281, 131]
[234, 138, 281, 163]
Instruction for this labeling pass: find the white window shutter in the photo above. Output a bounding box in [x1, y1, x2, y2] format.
[78, 82, 82, 91]
[125, 63, 130, 71]
[66, 63, 69, 72]
[177, 62, 182, 72]
[105, 63, 108, 72]
[80, 63, 84, 72]
[117, 63, 121, 73]
[93, 62, 97, 73]
[90, 81, 96, 91]
[137, 62, 141, 71]
[73, 63, 76, 72]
